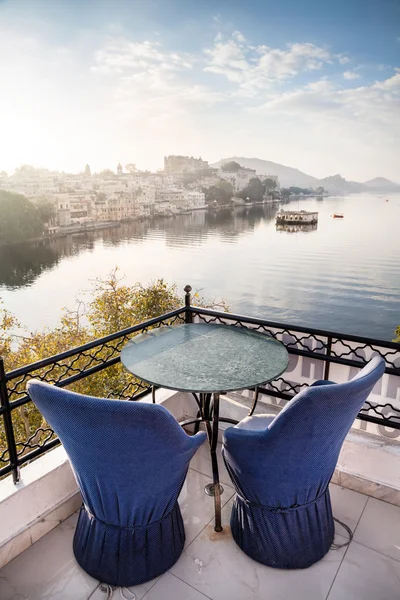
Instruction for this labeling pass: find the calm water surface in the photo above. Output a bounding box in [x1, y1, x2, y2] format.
[1, 194, 399, 340]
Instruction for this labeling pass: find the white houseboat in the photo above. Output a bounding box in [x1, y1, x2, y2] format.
[276, 209, 318, 225]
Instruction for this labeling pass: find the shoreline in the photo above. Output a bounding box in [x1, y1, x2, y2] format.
[0, 203, 280, 248]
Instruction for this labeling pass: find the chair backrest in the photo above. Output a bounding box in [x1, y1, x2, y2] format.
[223, 355, 385, 507]
[27, 380, 205, 526]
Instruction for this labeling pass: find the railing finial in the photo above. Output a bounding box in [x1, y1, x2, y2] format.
[184, 285, 192, 323]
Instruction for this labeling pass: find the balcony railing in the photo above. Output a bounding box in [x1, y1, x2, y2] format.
[1, 289, 399, 483]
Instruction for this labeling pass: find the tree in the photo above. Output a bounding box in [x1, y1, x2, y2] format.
[216, 180, 234, 195]
[204, 181, 233, 206]
[0, 190, 44, 244]
[288, 186, 312, 195]
[125, 164, 137, 174]
[280, 188, 291, 199]
[0, 271, 227, 460]
[36, 198, 56, 224]
[238, 178, 265, 203]
[221, 161, 242, 172]
[99, 169, 116, 179]
[316, 186, 325, 194]
[394, 326, 400, 344]
[263, 178, 278, 191]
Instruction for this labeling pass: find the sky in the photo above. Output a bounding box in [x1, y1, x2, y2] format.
[0, 0, 399, 182]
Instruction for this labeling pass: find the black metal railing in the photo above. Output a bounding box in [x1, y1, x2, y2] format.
[0, 286, 399, 484]
[0, 308, 186, 483]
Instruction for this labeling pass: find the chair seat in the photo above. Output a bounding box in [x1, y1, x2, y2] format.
[235, 414, 275, 431]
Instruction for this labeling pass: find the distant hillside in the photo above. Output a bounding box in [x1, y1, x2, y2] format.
[364, 177, 400, 192]
[318, 174, 365, 194]
[212, 157, 400, 193]
[211, 157, 321, 188]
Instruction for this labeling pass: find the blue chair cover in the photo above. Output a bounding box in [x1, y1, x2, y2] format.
[222, 356, 385, 569]
[27, 380, 206, 586]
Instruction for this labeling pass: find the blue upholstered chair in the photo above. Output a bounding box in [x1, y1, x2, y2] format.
[27, 380, 206, 587]
[222, 355, 385, 569]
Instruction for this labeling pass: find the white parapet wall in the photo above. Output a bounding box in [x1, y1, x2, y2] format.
[0, 387, 399, 568]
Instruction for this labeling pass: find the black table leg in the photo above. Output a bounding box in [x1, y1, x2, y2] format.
[247, 386, 259, 416]
[204, 392, 223, 532]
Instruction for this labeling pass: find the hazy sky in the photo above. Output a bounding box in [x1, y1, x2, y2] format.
[0, 0, 399, 181]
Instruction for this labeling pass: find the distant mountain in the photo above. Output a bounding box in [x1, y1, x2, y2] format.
[211, 157, 321, 188]
[364, 177, 400, 193]
[318, 174, 365, 194]
[212, 157, 400, 194]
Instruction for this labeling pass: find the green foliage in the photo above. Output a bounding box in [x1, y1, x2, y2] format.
[280, 188, 291, 199]
[204, 181, 234, 206]
[99, 169, 116, 179]
[0, 190, 44, 244]
[288, 186, 312, 195]
[262, 178, 277, 190]
[36, 198, 55, 224]
[239, 178, 266, 203]
[183, 168, 218, 187]
[0, 300, 20, 356]
[394, 326, 400, 344]
[0, 272, 227, 467]
[87, 269, 181, 336]
[221, 161, 242, 172]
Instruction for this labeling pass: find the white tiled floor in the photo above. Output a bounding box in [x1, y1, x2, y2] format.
[1, 444, 400, 600]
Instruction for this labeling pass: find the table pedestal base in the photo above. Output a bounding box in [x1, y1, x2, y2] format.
[204, 483, 224, 496]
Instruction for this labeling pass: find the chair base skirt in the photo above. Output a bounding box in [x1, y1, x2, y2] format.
[73, 501, 185, 587]
[230, 489, 334, 569]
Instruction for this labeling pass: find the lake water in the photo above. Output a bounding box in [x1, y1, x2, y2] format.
[0, 193, 399, 341]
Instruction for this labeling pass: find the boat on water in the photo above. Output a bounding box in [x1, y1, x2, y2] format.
[331, 213, 344, 219]
[276, 209, 318, 225]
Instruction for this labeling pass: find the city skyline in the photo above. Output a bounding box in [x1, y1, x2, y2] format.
[0, 0, 399, 181]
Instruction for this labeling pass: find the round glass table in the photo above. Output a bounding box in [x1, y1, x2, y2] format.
[121, 322, 289, 531]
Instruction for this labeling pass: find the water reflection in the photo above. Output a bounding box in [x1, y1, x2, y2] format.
[0, 236, 93, 288]
[276, 222, 318, 233]
[1, 195, 398, 340]
[0, 206, 280, 290]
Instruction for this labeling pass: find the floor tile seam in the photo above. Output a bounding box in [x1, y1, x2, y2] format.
[23, 558, 96, 600]
[351, 494, 370, 536]
[138, 575, 162, 600]
[326, 495, 375, 599]
[350, 538, 400, 564]
[325, 537, 353, 600]
[167, 572, 213, 600]
[174, 488, 235, 558]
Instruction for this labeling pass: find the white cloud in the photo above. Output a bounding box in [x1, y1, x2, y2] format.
[91, 36, 226, 132]
[204, 33, 344, 96]
[250, 72, 400, 146]
[0, 19, 398, 180]
[232, 31, 246, 43]
[343, 70, 360, 80]
[92, 38, 194, 74]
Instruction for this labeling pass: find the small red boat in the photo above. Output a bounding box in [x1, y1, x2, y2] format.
[331, 213, 344, 219]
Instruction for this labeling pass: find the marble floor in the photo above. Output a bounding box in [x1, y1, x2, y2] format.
[1, 444, 400, 600]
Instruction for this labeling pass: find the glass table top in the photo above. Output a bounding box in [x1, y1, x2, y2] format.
[121, 322, 289, 393]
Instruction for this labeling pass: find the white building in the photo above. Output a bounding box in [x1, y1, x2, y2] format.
[218, 167, 257, 192]
[184, 190, 206, 209]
